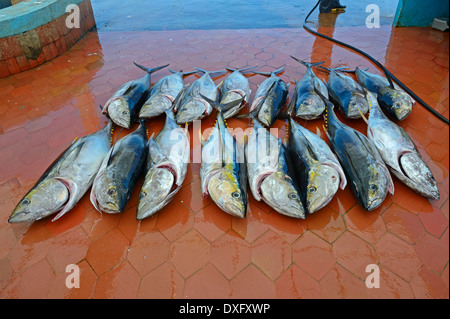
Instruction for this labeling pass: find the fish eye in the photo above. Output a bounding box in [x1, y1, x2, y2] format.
[308, 186, 317, 193]
[369, 184, 378, 192]
[231, 191, 241, 199]
[122, 110, 128, 115]
[138, 192, 146, 200]
[21, 198, 31, 205]
[108, 188, 117, 195]
[288, 193, 298, 200]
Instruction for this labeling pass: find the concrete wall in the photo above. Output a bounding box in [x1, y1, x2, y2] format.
[0, 0, 96, 78]
[394, 0, 449, 26]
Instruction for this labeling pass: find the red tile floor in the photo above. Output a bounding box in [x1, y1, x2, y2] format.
[0, 23, 448, 299]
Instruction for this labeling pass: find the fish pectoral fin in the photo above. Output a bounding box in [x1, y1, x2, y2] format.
[358, 108, 369, 124]
[90, 185, 102, 213]
[387, 169, 395, 195]
[322, 124, 332, 140]
[315, 127, 322, 139]
[51, 177, 79, 222]
[323, 161, 347, 190]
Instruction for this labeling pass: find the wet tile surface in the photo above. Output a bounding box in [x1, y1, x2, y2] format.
[0, 24, 448, 299]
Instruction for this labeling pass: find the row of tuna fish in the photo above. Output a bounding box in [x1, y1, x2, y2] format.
[8, 57, 439, 223]
[100, 56, 416, 130]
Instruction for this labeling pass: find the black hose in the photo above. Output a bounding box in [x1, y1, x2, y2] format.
[303, 0, 449, 125]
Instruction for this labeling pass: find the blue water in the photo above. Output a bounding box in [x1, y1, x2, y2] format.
[90, 0, 399, 31]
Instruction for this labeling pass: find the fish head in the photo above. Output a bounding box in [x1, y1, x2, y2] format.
[137, 167, 176, 220]
[347, 93, 369, 118]
[93, 173, 127, 213]
[175, 98, 208, 124]
[139, 94, 173, 118]
[296, 94, 325, 119]
[390, 91, 413, 120]
[108, 98, 131, 128]
[305, 165, 340, 214]
[260, 172, 305, 218]
[9, 179, 69, 223]
[207, 169, 246, 218]
[360, 163, 390, 211]
[399, 152, 439, 200]
[221, 90, 245, 105]
[257, 99, 275, 127]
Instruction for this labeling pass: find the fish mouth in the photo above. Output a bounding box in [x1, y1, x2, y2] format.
[8, 210, 38, 223]
[365, 197, 384, 211]
[259, 172, 305, 219]
[223, 203, 246, 218]
[99, 201, 121, 214]
[394, 106, 412, 121]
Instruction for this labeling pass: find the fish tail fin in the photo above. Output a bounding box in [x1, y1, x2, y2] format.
[194, 67, 227, 77]
[250, 66, 285, 76]
[199, 93, 244, 115]
[169, 69, 198, 77]
[134, 62, 169, 74]
[341, 66, 369, 74]
[226, 65, 259, 73]
[317, 65, 349, 73]
[290, 55, 325, 69]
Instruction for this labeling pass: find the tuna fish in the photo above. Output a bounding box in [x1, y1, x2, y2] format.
[200, 111, 247, 218]
[90, 121, 148, 214]
[137, 110, 190, 219]
[354, 67, 415, 121]
[319, 88, 394, 211]
[287, 117, 347, 214]
[289, 56, 329, 120]
[246, 67, 288, 127]
[103, 62, 169, 128]
[319, 66, 369, 119]
[175, 68, 225, 124]
[139, 70, 197, 119]
[246, 117, 305, 218]
[363, 91, 439, 199]
[218, 66, 256, 119]
[236, 67, 288, 127]
[9, 121, 113, 223]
